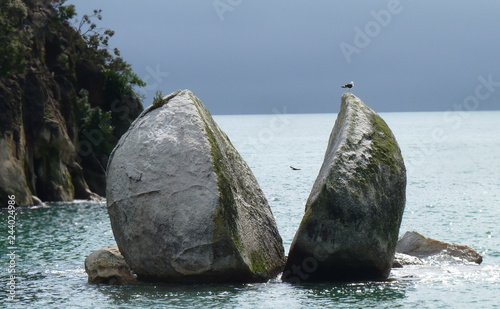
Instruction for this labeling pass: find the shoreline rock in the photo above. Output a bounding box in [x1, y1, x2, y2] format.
[106, 90, 285, 283]
[283, 93, 406, 282]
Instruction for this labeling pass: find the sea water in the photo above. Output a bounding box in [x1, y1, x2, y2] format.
[1, 111, 499, 308]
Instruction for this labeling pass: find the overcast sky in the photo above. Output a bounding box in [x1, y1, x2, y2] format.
[67, 0, 500, 115]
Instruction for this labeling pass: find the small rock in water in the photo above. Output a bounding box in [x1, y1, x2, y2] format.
[392, 253, 425, 268]
[396, 231, 483, 265]
[85, 246, 138, 285]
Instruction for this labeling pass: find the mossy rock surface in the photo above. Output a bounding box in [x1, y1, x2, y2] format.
[107, 90, 285, 283]
[283, 93, 406, 282]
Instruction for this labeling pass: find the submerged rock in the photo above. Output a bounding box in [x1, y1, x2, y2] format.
[396, 231, 483, 265]
[107, 90, 285, 283]
[85, 246, 138, 285]
[392, 253, 425, 268]
[283, 93, 406, 282]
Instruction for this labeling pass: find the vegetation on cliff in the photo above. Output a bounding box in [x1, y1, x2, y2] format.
[0, 0, 144, 205]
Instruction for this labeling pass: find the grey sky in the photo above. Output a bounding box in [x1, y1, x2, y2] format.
[68, 0, 500, 114]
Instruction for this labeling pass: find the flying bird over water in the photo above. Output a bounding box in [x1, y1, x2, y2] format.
[341, 81, 354, 92]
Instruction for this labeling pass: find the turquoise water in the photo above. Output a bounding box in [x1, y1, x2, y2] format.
[1, 111, 499, 308]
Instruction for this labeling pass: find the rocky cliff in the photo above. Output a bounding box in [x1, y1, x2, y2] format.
[0, 0, 143, 206]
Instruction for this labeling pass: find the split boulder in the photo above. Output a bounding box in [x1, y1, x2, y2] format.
[106, 90, 285, 283]
[283, 93, 406, 282]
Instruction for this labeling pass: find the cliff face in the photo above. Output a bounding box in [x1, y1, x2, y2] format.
[0, 0, 143, 206]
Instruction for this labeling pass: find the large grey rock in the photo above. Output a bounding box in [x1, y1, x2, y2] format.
[107, 90, 285, 283]
[282, 93, 406, 282]
[85, 246, 138, 285]
[396, 231, 482, 265]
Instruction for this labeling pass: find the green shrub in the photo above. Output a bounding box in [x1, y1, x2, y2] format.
[0, 0, 30, 76]
[76, 89, 115, 156]
[53, 0, 77, 21]
[152, 90, 165, 107]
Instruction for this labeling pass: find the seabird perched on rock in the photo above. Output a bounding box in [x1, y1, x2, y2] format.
[341, 81, 354, 92]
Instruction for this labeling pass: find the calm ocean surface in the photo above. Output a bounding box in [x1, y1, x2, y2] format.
[2, 111, 499, 308]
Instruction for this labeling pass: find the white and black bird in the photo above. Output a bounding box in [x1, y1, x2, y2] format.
[341, 81, 354, 92]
